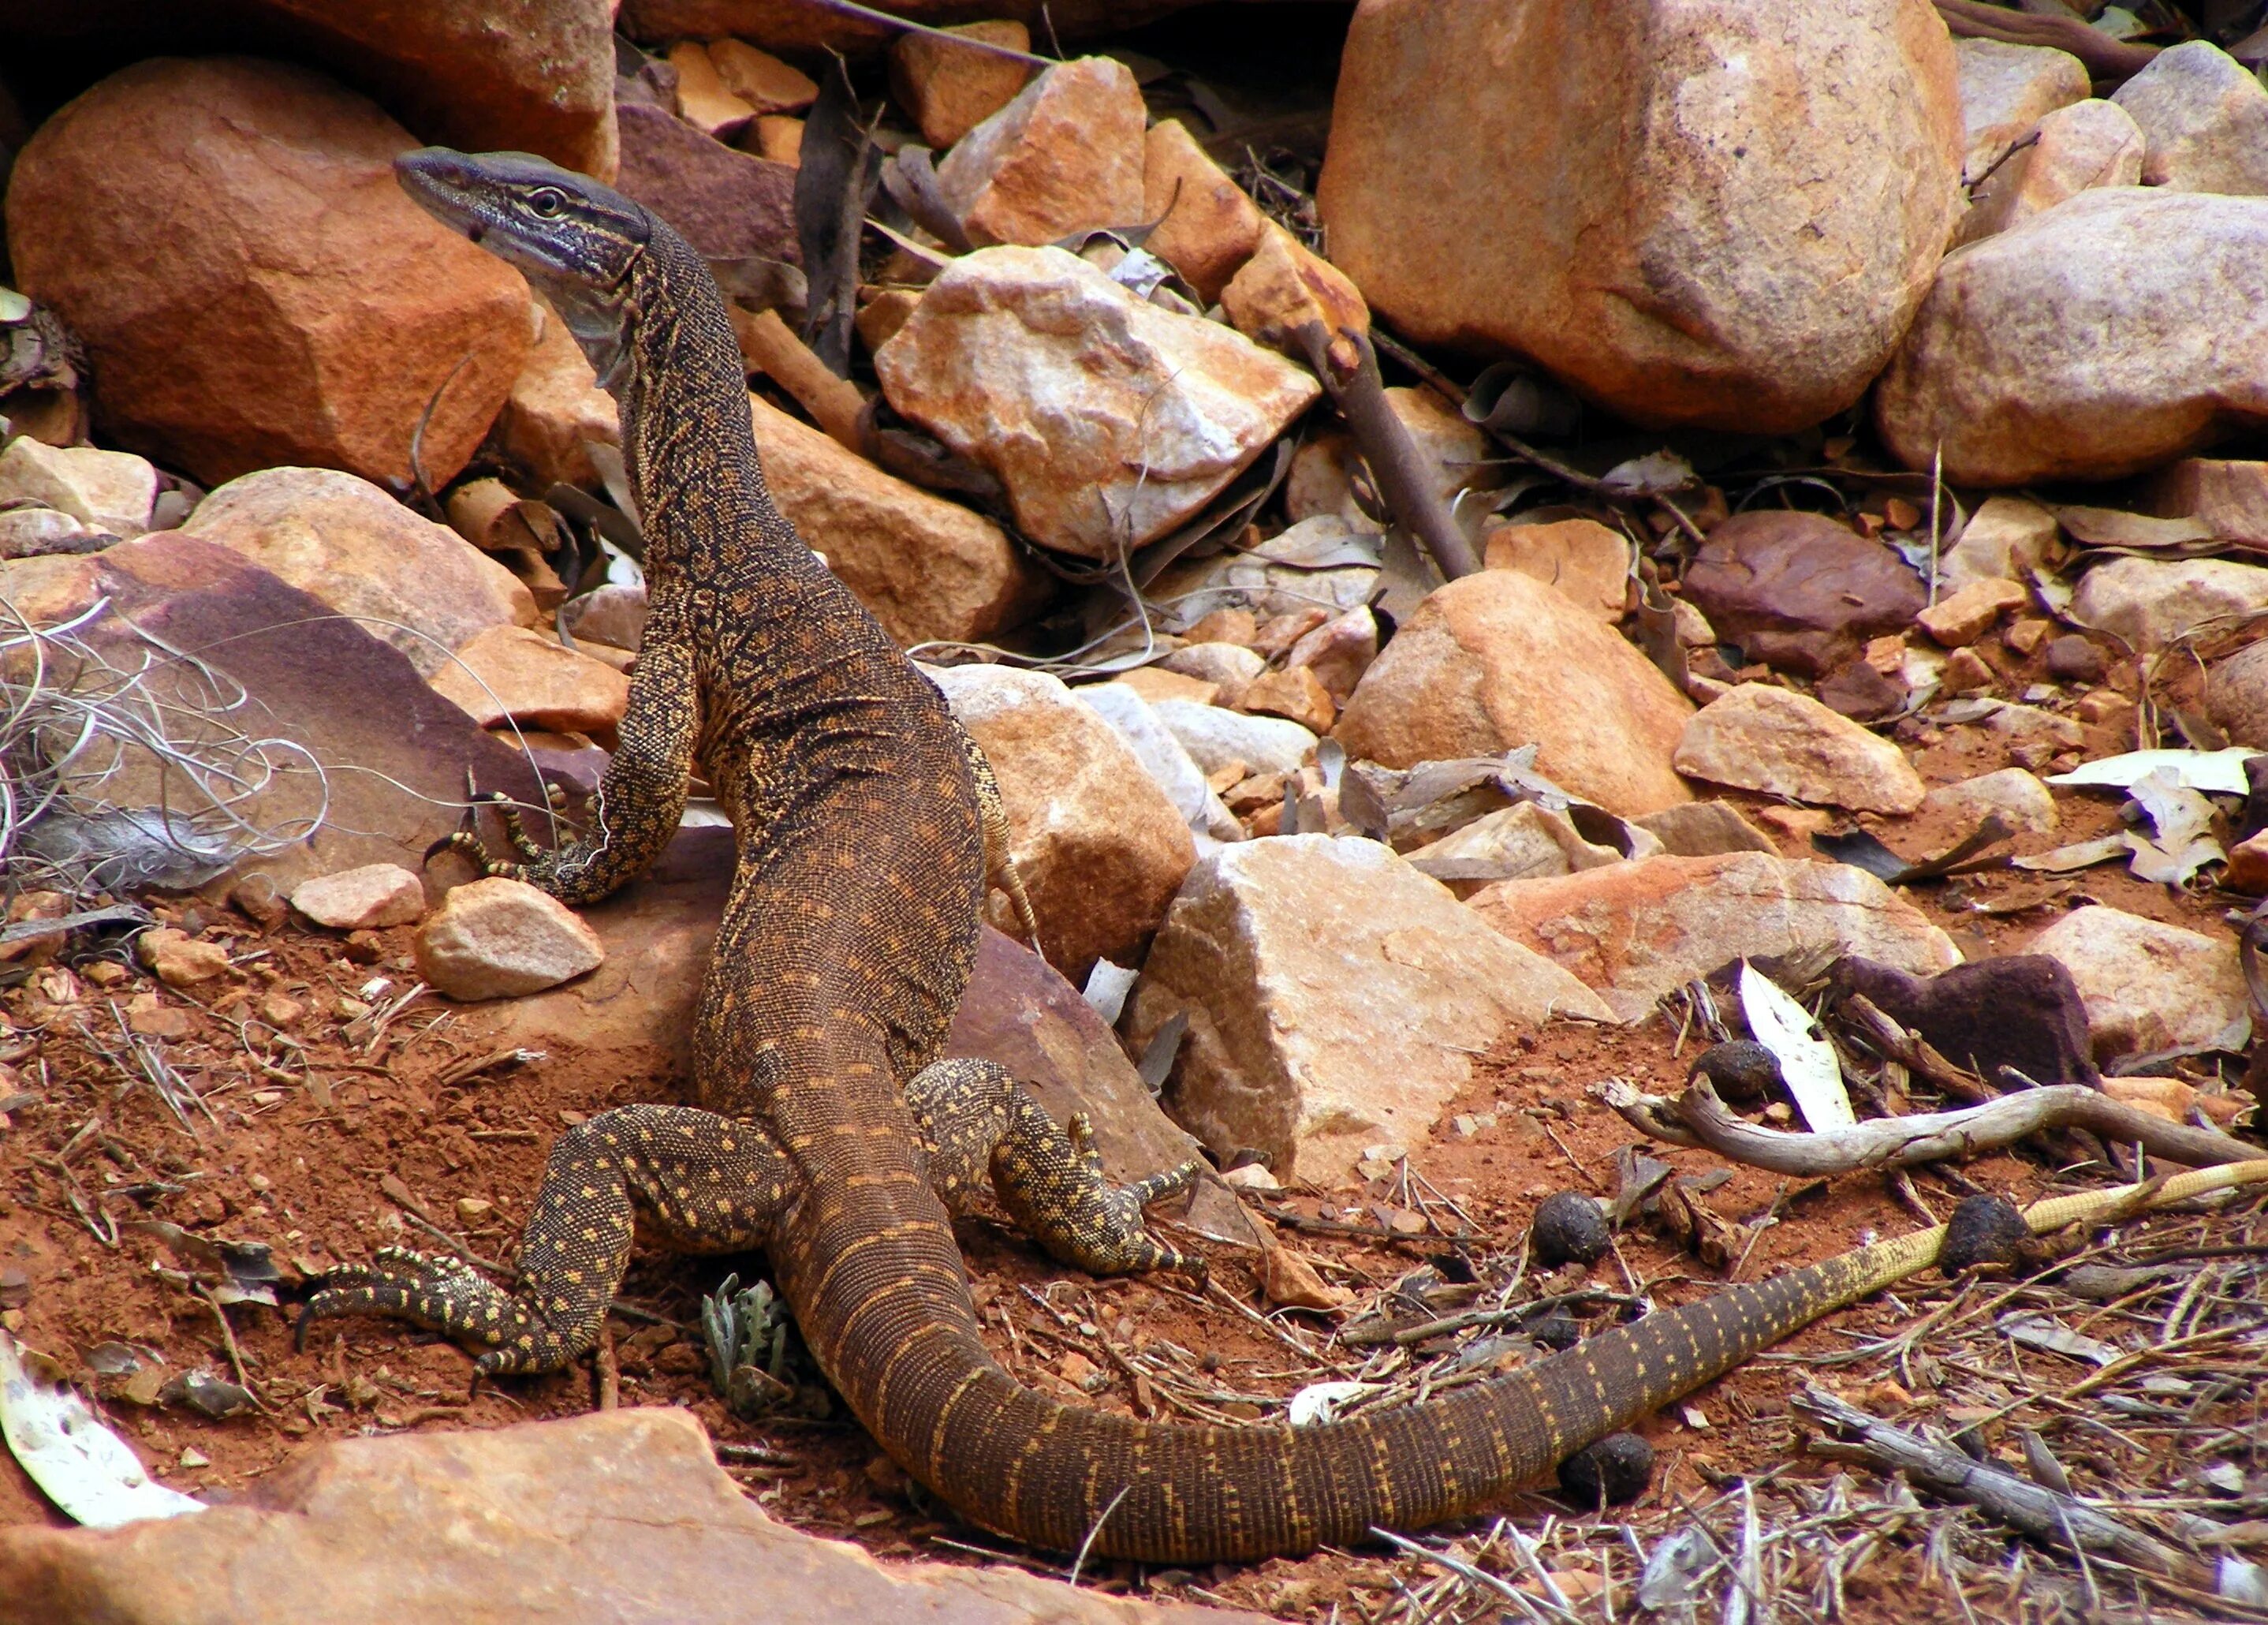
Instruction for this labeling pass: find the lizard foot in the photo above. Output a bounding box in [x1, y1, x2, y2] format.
[995, 1108, 1208, 1283]
[299, 1246, 578, 1376]
[425, 790, 551, 880]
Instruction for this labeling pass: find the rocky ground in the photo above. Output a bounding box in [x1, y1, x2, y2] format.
[2, 2, 2267, 1622]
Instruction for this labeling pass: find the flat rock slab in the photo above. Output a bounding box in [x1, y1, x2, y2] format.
[472, 829, 1252, 1245]
[0, 1407, 1263, 1625]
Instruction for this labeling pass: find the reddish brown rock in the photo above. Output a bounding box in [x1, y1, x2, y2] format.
[498, 297, 619, 489]
[615, 102, 800, 263]
[428, 626, 632, 740]
[935, 57, 1145, 248]
[1143, 119, 1268, 304]
[889, 20, 1035, 149]
[1680, 510, 1927, 677]
[1483, 517, 1632, 622]
[0, 2, 617, 177]
[1318, 0, 1961, 432]
[619, 0, 1199, 53]
[6, 57, 531, 488]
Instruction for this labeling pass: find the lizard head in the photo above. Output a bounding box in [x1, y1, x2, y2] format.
[395, 147, 653, 390]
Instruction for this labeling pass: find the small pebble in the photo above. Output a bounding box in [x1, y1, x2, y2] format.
[1940, 1193, 2030, 1276]
[1557, 1431, 1654, 1507]
[2044, 634, 2104, 683]
[1529, 1190, 1610, 1267]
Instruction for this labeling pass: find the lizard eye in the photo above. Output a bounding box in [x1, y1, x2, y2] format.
[527, 187, 568, 219]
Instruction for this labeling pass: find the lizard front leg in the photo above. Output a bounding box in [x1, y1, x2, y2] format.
[445, 637, 701, 907]
[907, 1058, 1204, 1279]
[303, 1102, 789, 1374]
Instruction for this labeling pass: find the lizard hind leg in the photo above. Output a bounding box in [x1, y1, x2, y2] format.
[905, 1057, 1206, 1280]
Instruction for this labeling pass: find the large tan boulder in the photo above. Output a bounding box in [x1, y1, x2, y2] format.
[1955, 99, 2143, 246]
[747, 394, 1047, 645]
[6, 58, 529, 489]
[875, 247, 1318, 560]
[1468, 851, 1960, 1019]
[181, 468, 534, 678]
[929, 664, 1195, 981]
[1333, 570, 1694, 818]
[1125, 834, 1613, 1183]
[2110, 40, 2268, 196]
[1878, 189, 2268, 485]
[1316, 0, 1962, 432]
[0, 2, 617, 176]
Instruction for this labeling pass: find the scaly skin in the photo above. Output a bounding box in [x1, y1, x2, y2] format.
[304, 148, 2268, 1563]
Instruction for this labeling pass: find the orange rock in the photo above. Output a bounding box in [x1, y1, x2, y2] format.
[1143, 119, 1266, 303]
[1239, 664, 1336, 733]
[666, 41, 755, 136]
[6, 58, 529, 489]
[935, 58, 1143, 248]
[748, 114, 804, 166]
[707, 39, 819, 115]
[1113, 666, 1220, 708]
[1222, 222, 1370, 360]
[887, 20, 1035, 148]
[430, 626, 632, 740]
[1483, 517, 1632, 622]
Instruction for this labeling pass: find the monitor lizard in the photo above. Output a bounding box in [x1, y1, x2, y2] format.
[305, 148, 2268, 1563]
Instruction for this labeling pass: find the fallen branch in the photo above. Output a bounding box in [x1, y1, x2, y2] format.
[1933, 1, 2158, 82]
[1595, 1075, 2260, 1175]
[730, 305, 867, 450]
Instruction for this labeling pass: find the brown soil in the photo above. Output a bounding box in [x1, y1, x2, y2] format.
[1, 637, 2260, 1623]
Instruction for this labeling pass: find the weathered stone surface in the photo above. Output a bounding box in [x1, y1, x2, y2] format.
[1675, 684, 1926, 814]
[561, 584, 649, 652]
[1633, 799, 1776, 857]
[0, 438, 155, 536]
[1125, 834, 1613, 1182]
[1238, 664, 1335, 734]
[0, 2, 616, 177]
[1317, 0, 1961, 433]
[181, 469, 533, 678]
[1482, 518, 1630, 622]
[875, 247, 1319, 559]
[1285, 605, 1379, 701]
[136, 926, 230, 987]
[0, 553, 100, 625]
[1468, 851, 1960, 1018]
[1219, 222, 1371, 360]
[1334, 570, 1694, 818]
[1076, 682, 1243, 850]
[2027, 904, 2249, 1063]
[2110, 40, 2268, 196]
[498, 297, 619, 489]
[1957, 98, 2143, 245]
[749, 394, 1047, 645]
[1920, 766, 2058, 835]
[1404, 800, 1621, 891]
[289, 864, 426, 930]
[1158, 641, 1266, 708]
[615, 102, 799, 263]
[1150, 700, 1316, 778]
[1147, 516, 1381, 626]
[1953, 36, 2090, 182]
[1916, 577, 2029, 647]
[936, 58, 1144, 248]
[1680, 510, 1926, 677]
[668, 40, 756, 136]
[1143, 118, 1266, 303]
[1944, 496, 2061, 590]
[2143, 458, 2268, 547]
[2206, 639, 2268, 748]
[1112, 666, 1219, 708]
[6, 57, 530, 488]
[0, 1407, 1258, 1625]
[0, 506, 102, 560]
[1878, 189, 2268, 485]
[707, 39, 816, 115]
[931, 664, 1195, 980]
[428, 626, 631, 739]
[890, 20, 1035, 149]
[2071, 554, 2268, 652]
[416, 876, 604, 999]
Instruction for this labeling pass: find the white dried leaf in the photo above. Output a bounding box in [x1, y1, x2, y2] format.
[2049, 747, 2258, 798]
[1739, 962, 1854, 1131]
[0, 1330, 203, 1527]
[1285, 1380, 1381, 1427]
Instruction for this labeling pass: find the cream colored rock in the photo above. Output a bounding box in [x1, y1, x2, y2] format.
[1143, 118, 1266, 303]
[1956, 99, 2143, 245]
[1634, 799, 1776, 857]
[1334, 570, 1693, 818]
[1919, 767, 2057, 836]
[2143, 458, 2268, 547]
[181, 468, 533, 677]
[2071, 554, 2268, 652]
[874, 247, 1319, 559]
[1483, 517, 1631, 621]
[1942, 495, 2060, 589]
[1916, 577, 2028, 646]
[1878, 189, 2268, 485]
[1318, 0, 1962, 433]
[136, 927, 230, 988]
[416, 876, 604, 999]
[0, 554, 101, 626]
[1124, 834, 1613, 1182]
[430, 626, 631, 738]
[1953, 36, 2090, 182]
[1404, 800, 1623, 890]
[0, 438, 156, 536]
[931, 664, 1194, 980]
[1151, 699, 1316, 778]
[935, 57, 1143, 248]
[890, 21, 1034, 149]
[289, 863, 427, 930]
[747, 393, 1046, 644]
[1468, 851, 1960, 1018]
[1076, 681, 1242, 850]
[499, 297, 618, 488]
[5, 58, 529, 489]
[2027, 904, 2248, 1062]
[1158, 641, 1266, 708]
[1675, 684, 1924, 813]
[2111, 40, 2268, 196]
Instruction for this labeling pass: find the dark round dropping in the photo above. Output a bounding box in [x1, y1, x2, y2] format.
[1525, 1309, 1580, 1350]
[1940, 1194, 2030, 1276]
[1558, 1431, 1655, 1507]
[1530, 1190, 1611, 1267]
[1689, 1040, 1783, 1104]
